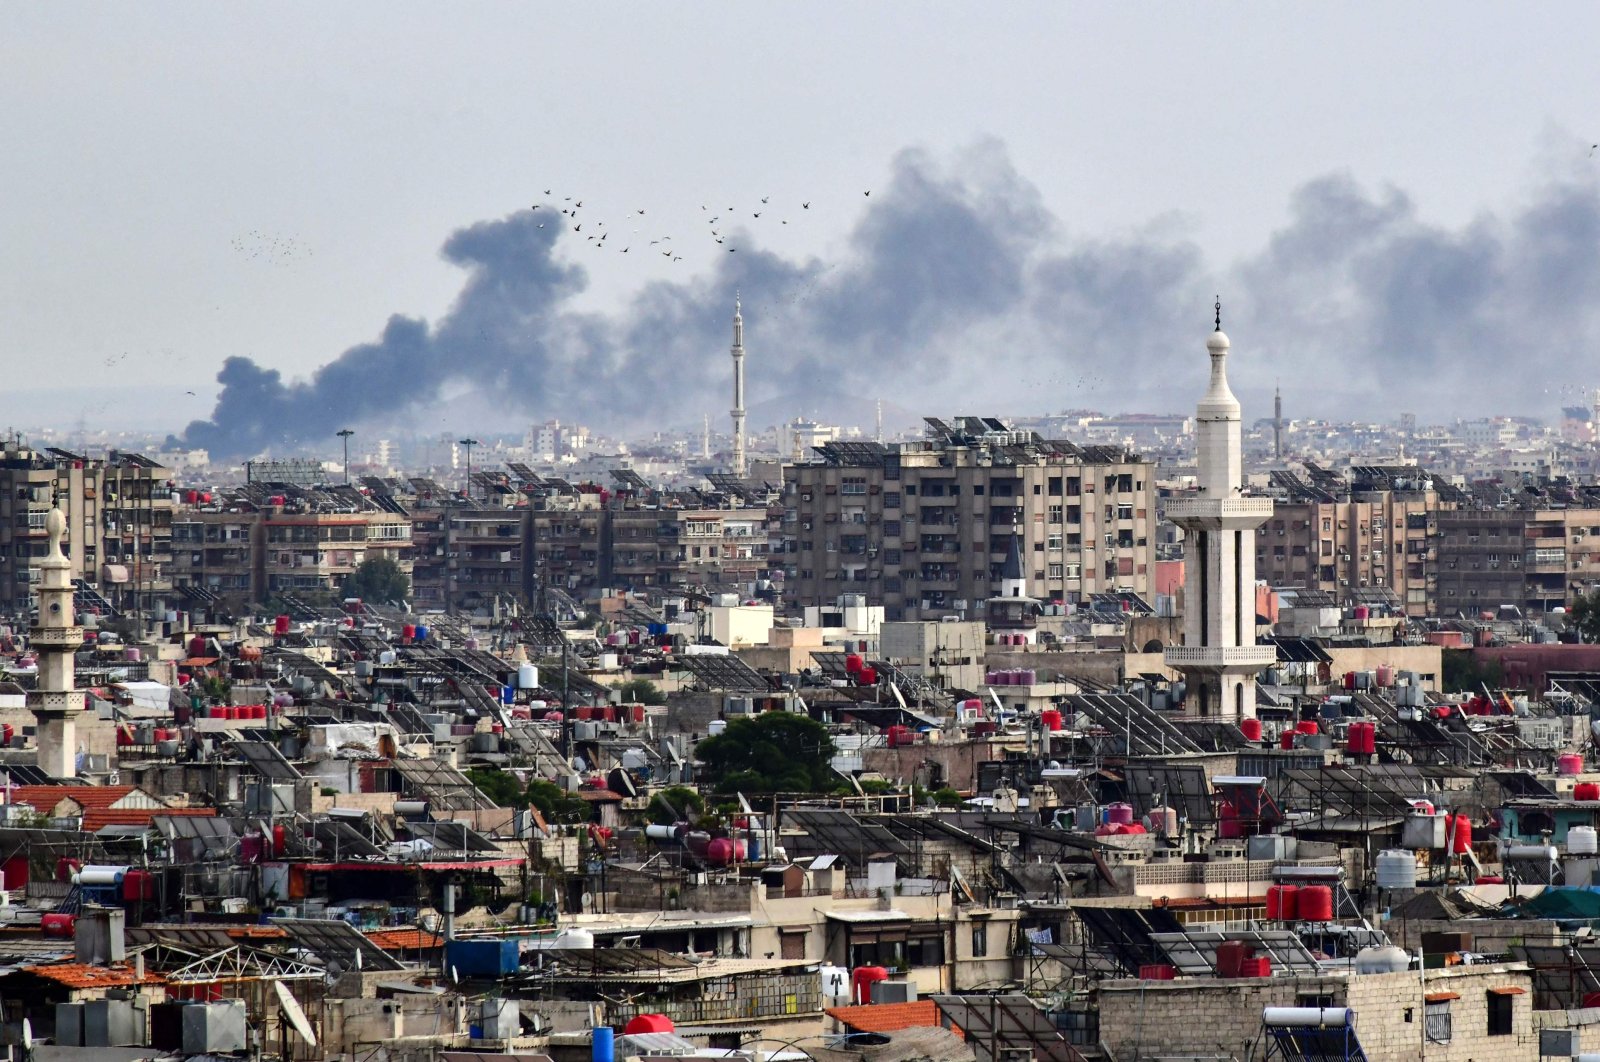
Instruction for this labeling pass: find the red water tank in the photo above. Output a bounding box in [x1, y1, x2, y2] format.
[1214, 940, 1252, 978]
[858, 666, 877, 685]
[623, 1015, 674, 1035]
[1576, 782, 1600, 801]
[41, 913, 76, 937]
[705, 837, 737, 867]
[1298, 885, 1334, 922]
[1360, 722, 1378, 755]
[1041, 709, 1063, 732]
[272, 824, 286, 855]
[402, 624, 416, 641]
[1297, 720, 1319, 736]
[1279, 731, 1296, 750]
[1238, 957, 1272, 978]
[852, 966, 889, 1004]
[1266, 884, 1299, 921]
[1138, 964, 1176, 980]
[188, 636, 207, 657]
[273, 614, 291, 636]
[1452, 814, 1473, 854]
[123, 869, 155, 901]
[1240, 717, 1263, 742]
[845, 654, 864, 674]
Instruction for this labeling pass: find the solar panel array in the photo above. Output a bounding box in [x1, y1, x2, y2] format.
[677, 653, 771, 692]
[1067, 692, 1203, 756]
[1151, 929, 1324, 976]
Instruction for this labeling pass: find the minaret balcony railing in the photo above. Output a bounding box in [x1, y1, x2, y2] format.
[1164, 497, 1274, 521]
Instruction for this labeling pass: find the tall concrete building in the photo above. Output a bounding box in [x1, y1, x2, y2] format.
[30, 508, 85, 778]
[1165, 311, 1275, 719]
[784, 418, 1157, 621]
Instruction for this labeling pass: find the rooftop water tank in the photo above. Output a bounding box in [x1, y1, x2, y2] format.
[1572, 826, 1600, 856]
[1375, 849, 1417, 890]
[1354, 946, 1411, 974]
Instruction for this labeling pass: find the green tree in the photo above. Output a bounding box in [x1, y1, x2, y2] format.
[645, 786, 704, 824]
[695, 712, 837, 794]
[526, 780, 590, 824]
[467, 766, 527, 808]
[342, 556, 411, 606]
[1571, 590, 1600, 643]
[1441, 650, 1505, 694]
[618, 678, 666, 705]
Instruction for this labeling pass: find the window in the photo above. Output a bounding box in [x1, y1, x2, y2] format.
[841, 477, 867, 495]
[780, 931, 807, 960]
[1047, 533, 1063, 550]
[1424, 1000, 1452, 1044]
[1486, 990, 1515, 1036]
[972, 925, 988, 957]
[1048, 505, 1063, 524]
[1048, 563, 1063, 579]
[884, 492, 900, 508]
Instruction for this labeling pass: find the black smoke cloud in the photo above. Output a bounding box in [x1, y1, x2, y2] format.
[179, 141, 1600, 459]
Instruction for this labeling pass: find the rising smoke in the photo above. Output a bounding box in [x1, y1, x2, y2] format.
[177, 141, 1600, 459]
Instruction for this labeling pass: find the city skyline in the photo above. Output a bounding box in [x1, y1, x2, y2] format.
[11, 7, 1600, 446]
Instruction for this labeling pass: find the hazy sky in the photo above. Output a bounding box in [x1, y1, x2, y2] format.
[6, 5, 1600, 438]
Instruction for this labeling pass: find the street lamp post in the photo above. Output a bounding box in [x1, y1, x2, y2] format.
[458, 438, 480, 500]
[336, 429, 354, 484]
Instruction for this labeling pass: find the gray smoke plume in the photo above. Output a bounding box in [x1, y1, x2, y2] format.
[177, 141, 1600, 459]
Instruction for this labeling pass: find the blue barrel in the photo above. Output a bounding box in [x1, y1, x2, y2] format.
[501, 685, 515, 704]
[415, 625, 429, 642]
[593, 1027, 615, 1062]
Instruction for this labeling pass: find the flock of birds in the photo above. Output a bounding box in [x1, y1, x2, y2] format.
[529, 188, 873, 261]
[229, 230, 315, 266]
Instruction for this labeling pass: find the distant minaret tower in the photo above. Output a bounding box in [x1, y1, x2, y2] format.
[30, 507, 85, 777]
[1000, 523, 1027, 600]
[1164, 301, 1275, 720]
[730, 294, 747, 479]
[875, 399, 884, 444]
[702, 414, 711, 460]
[1273, 384, 1283, 462]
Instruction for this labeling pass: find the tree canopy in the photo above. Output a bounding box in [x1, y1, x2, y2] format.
[695, 712, 837, 794]
[342, 556, 410, 606]
[618, 678, 666, 705]
[1571, 590, 1600, 644]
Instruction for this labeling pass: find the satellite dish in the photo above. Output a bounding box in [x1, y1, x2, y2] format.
[354, 948, 363, 971]
[581, 891, 594, 911]
[450, 965, 460, 983]
[22, 1017, 32, 1048]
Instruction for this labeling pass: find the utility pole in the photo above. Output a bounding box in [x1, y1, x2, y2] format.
[337, 429, 354, 485]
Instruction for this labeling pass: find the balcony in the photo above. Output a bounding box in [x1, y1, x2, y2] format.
[1164, 497, 1274, 523]
[1164, 645, 1277, 669]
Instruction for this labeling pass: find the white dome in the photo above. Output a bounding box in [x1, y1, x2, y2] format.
[1207, 329, 1230, 353]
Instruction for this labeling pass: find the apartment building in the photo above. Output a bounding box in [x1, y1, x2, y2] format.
[783, 420, 1157, 621]
[1259, 465, 1463, 616]
[0, 444, 174, 618]
[171, 485, 412, 608]
[1435, 508, 1600, 617]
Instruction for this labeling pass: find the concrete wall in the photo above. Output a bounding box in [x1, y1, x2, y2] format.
[1097, 964, 1533, 1062]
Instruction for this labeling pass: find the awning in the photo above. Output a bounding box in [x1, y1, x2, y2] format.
[101, 564, 129, 584]
[1425, 992, 1460, 1003]
[1488, 986, 1526, 995]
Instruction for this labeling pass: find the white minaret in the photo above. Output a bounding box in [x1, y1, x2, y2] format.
[30, 507, 86, 777]
[731, 294, 747, 479]
[1164, 302, 1276, 720]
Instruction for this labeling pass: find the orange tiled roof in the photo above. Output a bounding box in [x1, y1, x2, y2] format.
[8, 786, 214, 831]
[825, 1000, 962, 1037]
[24, 963, 165, 989]
[365, 928, 444, 950]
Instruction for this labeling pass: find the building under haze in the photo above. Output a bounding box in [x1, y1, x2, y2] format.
[782, 418, 1157, 621]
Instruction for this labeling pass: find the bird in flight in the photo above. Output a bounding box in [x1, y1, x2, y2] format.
[863, 190, 871, 196]
[544, 189, 552, 194]
[802, 202, 810, 209]
[761, 197, 769, 204]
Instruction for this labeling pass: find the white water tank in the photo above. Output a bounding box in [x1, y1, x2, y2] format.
[819, 965, 851, 1006]
[1375, 849, 1418, 889]
[1354, 945, 1411, 974]
[518, 663, 538, 689]
[708, 719, 728, 736]
[552, 928, 594, 949]
[1572, 826, 1600, 856]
